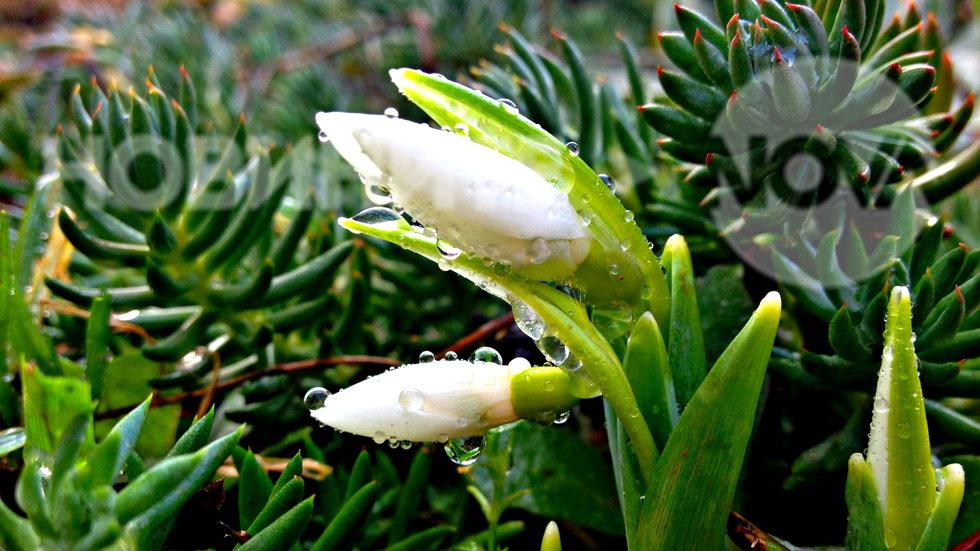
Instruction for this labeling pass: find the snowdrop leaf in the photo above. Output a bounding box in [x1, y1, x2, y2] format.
[635, 292, 781, 550]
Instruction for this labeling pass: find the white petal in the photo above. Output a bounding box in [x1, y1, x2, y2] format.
[310, 361, 517, 442]
[316, 112, 591, 271]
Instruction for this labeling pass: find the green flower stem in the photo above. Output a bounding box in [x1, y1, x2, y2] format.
[390, 69, 670, 325]
[340, 216, 657, 486]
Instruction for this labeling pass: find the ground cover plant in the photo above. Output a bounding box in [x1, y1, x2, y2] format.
[2, 0, 980, 549]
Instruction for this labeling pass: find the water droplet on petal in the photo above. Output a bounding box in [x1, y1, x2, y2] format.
[620, 238, 631, 251]
[304, 387, 331, 411]
[444, 436, 486, 465]
[566, 141, 580, 156]
[874, 395, 890, 413]
[526, 238, 551, 264]
[437, 258, 452, 271]
[609, 264, 619, 276]
[384, 107, 399, 118]
[883, 345, 894, 361]
[499, 98, 519, 114]
[419, 351, 435, 363]
[373, 431, 386, 444]
[318, 130, 330, 143]
[641, 286, 653, 300]
[400, 440, 413, 450]
[366, 184, 392, 205]
[445, 351, 458, 361]
[399, 388, 424, 411]
[470, 346, 503, 365]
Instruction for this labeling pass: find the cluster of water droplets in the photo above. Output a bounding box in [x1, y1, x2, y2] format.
[511, 298, 596, 396]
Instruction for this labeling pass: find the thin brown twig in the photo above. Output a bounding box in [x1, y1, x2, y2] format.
[195, 350, 222, 420]
[94, 355, 401, 420]
[39, 299, 157, 344]
[436, 312, 515, 359]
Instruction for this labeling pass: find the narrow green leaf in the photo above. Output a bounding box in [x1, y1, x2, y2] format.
[0, 426, 25, 457]
[913, 464, 965, 551]
[635, 292, 781, 550]
[663, 235, 706, 411]
[239, 449, 274, 529]
[239, 496, 314, 551]
[21, 364, 94, 455]
[866, 286, 933, 551]
[390, 445, 433, 543]
[85, 295, 112, 402]
[623, 312, 677, 452]
[270, 451, 303, 497]
[0, 495, 39, 551]
[127, 427, 243, 547]
[310, 481, 382, 551]
[247, 477, 305, 535]
[168, 406, 215, 458]
[844, 454, 888, 550]
[382, 525, 456, 551]
[345, 448, 373, 504]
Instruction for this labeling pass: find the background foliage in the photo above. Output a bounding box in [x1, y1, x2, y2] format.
[1, 0, 979, 549]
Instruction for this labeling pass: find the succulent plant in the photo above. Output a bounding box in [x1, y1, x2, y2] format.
[46, 69, 365, 377]
[768, 184, 980, 395]
[645, 0, 976, 220]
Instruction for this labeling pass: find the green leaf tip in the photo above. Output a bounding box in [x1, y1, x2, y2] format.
[863, 285, 939, 551]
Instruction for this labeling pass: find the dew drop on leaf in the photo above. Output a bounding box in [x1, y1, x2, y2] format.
[539, 335, 568, 364]
[444, 436, 486, 465]
[454, 123, 470, 137]
[555, 411, 570, 424]
[499, 98, 519, 114]
[513, 299, 545, 340]
[304, 387, 331, 411]
[598, 174, 615, 193]
[592, 301, 633, 340]
[437, 239, 461, 260]
[566, 141, 580, 156]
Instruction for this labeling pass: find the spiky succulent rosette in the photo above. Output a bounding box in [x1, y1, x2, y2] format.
[644, 0, 972, 212]
[46, 68, 360, 384]
[768, 185, 980, 396]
